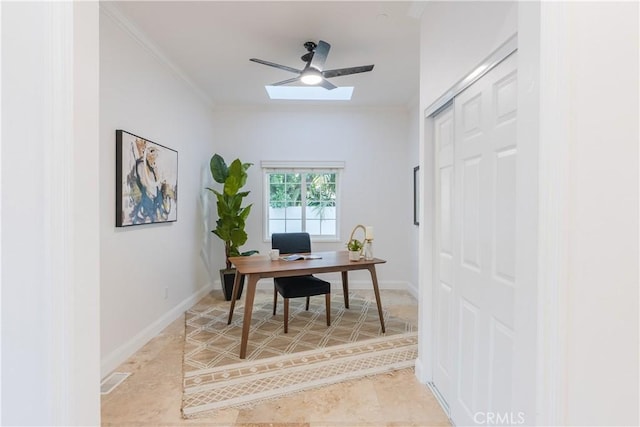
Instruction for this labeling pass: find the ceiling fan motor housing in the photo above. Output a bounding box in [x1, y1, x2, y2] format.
[301, 41, 317, 63]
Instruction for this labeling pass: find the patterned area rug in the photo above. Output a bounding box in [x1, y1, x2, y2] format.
[182, 291, 417, 418]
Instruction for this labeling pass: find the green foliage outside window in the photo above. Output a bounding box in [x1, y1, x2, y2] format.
[305, 173, 336, 220]
[267, 171, 338, 236]
[269, 173, 301, 208]
[268, 173, 336, 209]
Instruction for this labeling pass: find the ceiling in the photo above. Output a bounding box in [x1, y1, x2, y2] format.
[109, 1, 422, 108]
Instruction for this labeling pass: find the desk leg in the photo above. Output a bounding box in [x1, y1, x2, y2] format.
[341, 271, 350, 309]
[239, 274, 259, 359]
[368, 265, 386, 333]
[227, 271, 243, 325]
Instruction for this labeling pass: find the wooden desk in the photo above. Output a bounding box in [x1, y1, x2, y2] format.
[227, 251, 387, 359]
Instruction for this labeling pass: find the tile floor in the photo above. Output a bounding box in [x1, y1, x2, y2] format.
[101, 289, 450, 426]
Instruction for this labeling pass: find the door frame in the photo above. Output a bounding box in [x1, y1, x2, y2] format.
[416, 3, 572, 424]
[422, 36, 521, 421]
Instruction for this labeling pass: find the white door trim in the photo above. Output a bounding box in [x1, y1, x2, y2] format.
[46, 2, 75, 423]
[1, 2, 101, 424]
[424, 34, 518, 118]
[530, 2, 571, 425]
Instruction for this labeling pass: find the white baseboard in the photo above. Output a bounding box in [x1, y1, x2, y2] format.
[101, 279, 413, 379]
[100, 283, 213, 379]
[214, 279, 413, 292]
[414, 356, 428, 383]
[330, 279, 410, 290]
[405, 282, 418, 299]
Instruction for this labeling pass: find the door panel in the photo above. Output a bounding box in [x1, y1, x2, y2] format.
[488, 317, 515, 414]
[440, 166, 453, 257]
[436, 282, 453, 375]
[457, 52, 518, 427]
[494, 148, 517, 283]
[457, 298, 480, 417]
[432, 52, 524, 427]
[461, 156, 482, 271]
[433, 104, 455, 407]
[461, 93, 483, 136]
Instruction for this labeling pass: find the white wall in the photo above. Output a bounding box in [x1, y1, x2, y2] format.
[2, 5, 53, 422]
[563, 2, 638, 425]
[209, 106, 412, 287]
[420, 1, 517, 109]
[407, 102, 420, 297]
[2, 2, 101, 425]
[99, 8, 215, 376]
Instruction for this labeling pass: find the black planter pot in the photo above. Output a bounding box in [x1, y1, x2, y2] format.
[220, 268, 244, 301]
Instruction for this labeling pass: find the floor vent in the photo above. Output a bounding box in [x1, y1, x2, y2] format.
[100, 372, 131, 395]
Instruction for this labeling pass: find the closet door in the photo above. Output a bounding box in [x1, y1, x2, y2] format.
[433, 104, 455, 409]
[450, 52, 519, 426]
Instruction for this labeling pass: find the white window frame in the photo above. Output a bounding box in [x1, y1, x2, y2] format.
[262, 161, 344, 242]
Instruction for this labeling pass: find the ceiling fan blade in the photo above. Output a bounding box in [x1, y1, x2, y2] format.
[323, 64, 374, 79]
[318, 78, 337, 90]
[310, 40, 331, 71]
[270, 77, 301, 86]
[250, 58, 301, 74]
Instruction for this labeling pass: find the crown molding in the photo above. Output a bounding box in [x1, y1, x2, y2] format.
[99, 2, 214, 109]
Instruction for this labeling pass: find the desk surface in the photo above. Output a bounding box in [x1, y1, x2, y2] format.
[229, 251, 386, 276]
[228, 250, 387, 359]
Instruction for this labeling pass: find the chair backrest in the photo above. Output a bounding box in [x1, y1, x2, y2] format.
[271, 232, 311, 254]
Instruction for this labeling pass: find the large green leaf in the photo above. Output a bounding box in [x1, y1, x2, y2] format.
[239, 204, 252, 221]
[228, 159, 248, 189]
[210, 154, 228, 184]
[224, 175, 241, 196]
[223, 194, 238, 212]
[230, 228, 248, 247]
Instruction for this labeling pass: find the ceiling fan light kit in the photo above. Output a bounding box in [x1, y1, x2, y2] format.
[250, 40, 374, 91]
[300, 70, 323, 85]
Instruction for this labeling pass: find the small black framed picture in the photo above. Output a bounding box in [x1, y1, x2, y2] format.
[413, 166, 420, 226]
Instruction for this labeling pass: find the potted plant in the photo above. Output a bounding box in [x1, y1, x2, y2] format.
[207, 154, 258, 300]
[347, 239, 363, 261]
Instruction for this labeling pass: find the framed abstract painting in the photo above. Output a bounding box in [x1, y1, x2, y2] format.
[116, 130, 178, 227]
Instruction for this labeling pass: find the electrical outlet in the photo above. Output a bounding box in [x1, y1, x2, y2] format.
[164, 287, 169, 299]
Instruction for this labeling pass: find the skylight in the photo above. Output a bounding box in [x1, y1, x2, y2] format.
[265, 86, 353, 101]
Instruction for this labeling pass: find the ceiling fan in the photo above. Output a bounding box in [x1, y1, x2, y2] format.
[250, 40, 374, 90]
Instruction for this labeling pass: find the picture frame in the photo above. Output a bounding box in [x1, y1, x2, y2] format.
[413, 166, 420, 226]
[116, 130, 178, 227]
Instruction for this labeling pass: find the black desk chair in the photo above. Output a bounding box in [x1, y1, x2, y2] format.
[271, 232, 331, 333]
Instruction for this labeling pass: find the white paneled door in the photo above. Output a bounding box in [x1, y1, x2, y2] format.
[433, 103, 455, 409]
[433, 53, 529, 426]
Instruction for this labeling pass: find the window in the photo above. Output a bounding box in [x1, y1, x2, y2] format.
[263, 161, 343, 241]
